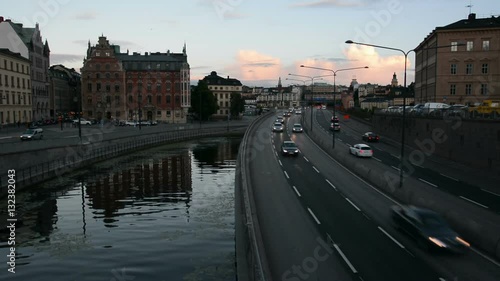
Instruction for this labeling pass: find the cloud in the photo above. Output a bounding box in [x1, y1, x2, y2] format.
[51, 54, 82, 64]
[74, 11, 98, 20]
[290, 0, 364, 8]
[225, 50, 282, 82]
[223, 11, 247, 19]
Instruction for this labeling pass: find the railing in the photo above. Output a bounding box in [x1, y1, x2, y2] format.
[0, 126, 242, 195]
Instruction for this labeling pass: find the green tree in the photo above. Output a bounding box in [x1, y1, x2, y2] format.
[190, 80, 218, 120]
[229, 92, 245, 119]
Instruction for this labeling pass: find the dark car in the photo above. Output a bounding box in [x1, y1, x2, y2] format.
[391, 205, 470, 253]
[281, 141, 299, 156]
[330, 122, 340, 131]
[362, 132, 379, 142]
[331, 116, 339, 123]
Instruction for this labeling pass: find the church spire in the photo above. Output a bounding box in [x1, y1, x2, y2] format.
[182, 41, 186, 55]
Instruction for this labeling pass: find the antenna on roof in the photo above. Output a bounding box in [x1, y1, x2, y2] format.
[466, 0, 473, 14]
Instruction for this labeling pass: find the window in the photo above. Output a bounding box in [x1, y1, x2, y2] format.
[115, 84, 120, 92]
[482, 63, 488, 74]
[451, 42, 458, 52]
[466, 41, 473, 51]
[115, 111, 120, 117]
[157, 95, 161, 104]
[106, 84, 111, 92]
[4, 75, 7, 86]
[138, 82, 142, 91]
[157, 83, 161, 92]
[166, 95, 171, 103]
[449, 64, 457, 74]
[450, 84, 456, 95]
[175, 95, 180, 104]
[466, 64, 473, 74]
[128, 96, 133, 103]
[87, 96, 92, 105]
[465, 84, 472, 95]
[106, 96, 111, 103]
[481, 84, 488, 95]
[105, 72, 110, 79]
[105, 52, 110, 57]
[97, 83, 101, 91]
[17, 77, 20, 88]
[115, 96, 120, 105]
[96, 73, 100, 79]
[147, 95, 152, 103]
[482, 40, 490, 51]
[127, 83, 133, 92]
[157, 110, 161, 115]
[147, 83, 152, 92]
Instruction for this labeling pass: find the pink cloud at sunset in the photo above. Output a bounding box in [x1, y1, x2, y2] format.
[225, 50, 282, 83]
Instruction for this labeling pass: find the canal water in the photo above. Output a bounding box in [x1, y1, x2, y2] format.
[0, 137, 241, 280]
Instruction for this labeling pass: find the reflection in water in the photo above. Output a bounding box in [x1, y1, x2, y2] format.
[0, 137, 241, 281]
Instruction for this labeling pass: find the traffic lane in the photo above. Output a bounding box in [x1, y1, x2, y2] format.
[298, 111, 500, 281]
[275, 136, 441, 281]
[251, 118, 355, 281]
[317, 110, 500, 213]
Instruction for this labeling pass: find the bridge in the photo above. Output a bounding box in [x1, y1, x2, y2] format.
[236, 108, 500, 281]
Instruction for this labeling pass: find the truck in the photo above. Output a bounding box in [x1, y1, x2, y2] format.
[422, 102, 450, 114]
[468, 100, 500, 116]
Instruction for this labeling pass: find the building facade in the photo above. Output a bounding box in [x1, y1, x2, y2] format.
[202, 71, 242, 118]
[81, 36, 190, 123]
[415, 13, 500, 105]
[0, 49, 32, 126]
[48, 65, 81, 119]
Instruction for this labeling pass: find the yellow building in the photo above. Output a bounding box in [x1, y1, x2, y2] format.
[202, 71, 242, 118]
[0, 49, 32, 126]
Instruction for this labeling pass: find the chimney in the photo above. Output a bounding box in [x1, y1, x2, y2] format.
[468, 13, 476, 20]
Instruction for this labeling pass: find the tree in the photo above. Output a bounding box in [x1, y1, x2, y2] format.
[229, 92, 245, 119]
[190, 80, 218, 121]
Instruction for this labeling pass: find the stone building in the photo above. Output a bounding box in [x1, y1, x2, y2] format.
[81, 35, 190, 123]
[202, 71, 242, 118]
[48, 65, 81, 119]
[415, 13, 500, 105]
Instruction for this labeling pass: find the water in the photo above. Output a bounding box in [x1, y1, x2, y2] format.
[0, 137, 241, 280]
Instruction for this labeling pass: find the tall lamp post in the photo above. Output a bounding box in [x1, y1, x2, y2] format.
[289, 74, 334, 132]
[345, 40, 461, 188]
[73, 95, 81, 140]
[300, 65, 368, 148]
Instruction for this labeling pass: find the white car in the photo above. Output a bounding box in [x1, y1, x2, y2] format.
[295, 110, 302, 114]
[292, 123, 303, 133]
[20, 128, 43, 141]
[272, 122, 284, 132]
[125, 120, 138, 126]
[73, 118, 92, 125]
[349, 144, 373, 157]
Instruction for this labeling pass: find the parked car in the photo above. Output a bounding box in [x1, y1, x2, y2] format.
[272, 122, 284, 132]
[20, 128, 43, 141]
[116, 120, 127, 126]
[125, 120, 137, 126]
[292, 123, 303, 133]
[294, 109, 302, 114]
[349, 144, 373, 157]
[73, 118, 92, 125]
[362, 132, 380, 142]
[330, 122, 340, 131]
[281, 140, 299, 156]
[391, 205, 470, 253]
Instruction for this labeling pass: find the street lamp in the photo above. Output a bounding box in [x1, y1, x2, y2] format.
[288, 73, 331, 132]
[300, 65, 368, 148]
[73, 95, 81, 140]
[345, 40, 461, 188]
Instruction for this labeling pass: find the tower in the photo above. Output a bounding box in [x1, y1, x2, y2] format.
[391, 72, 398, 87]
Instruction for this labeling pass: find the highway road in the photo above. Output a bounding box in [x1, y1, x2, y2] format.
[313, 109, 500, 215]
[249, 111, 500, 281]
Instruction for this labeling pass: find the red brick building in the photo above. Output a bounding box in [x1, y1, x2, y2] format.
[81, 35, 190, 123]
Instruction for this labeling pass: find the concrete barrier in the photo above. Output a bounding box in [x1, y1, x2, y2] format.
[302, 108, 500, 260]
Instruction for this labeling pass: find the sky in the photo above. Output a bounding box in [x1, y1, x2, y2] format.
[1, 0, 499, 87]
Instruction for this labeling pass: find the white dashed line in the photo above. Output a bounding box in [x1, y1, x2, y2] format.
[345, 198, 361, 211]
[307, 208, 321, 225]
[333, 244, 357, 274]
[312, 166, 320, 173]
[418, 178, 438, 187]
[390, 154, 399, 159]
[372, 157, 382, 162]
[64, 135, 78, 138]
[391, 166, 400, 171]
[439, 173, 459, 182]
[0, 136, 13, 140]
[303, 156, 309, 162]
[481, 189, 500, 197]
[471, 247, 500, 267]
[292, 186, 301, 197]
[275, 151, 278, 157]
[378, 226, 405, 248]
[284, 171, 289, 179]
[278, 160, 283, 166]
[325, 179, 337, 190]
[459, 196, 489, 209]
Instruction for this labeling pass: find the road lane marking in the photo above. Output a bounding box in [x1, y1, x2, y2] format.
[64, 135, 78, 138]
[378, 226, 405, 248]
[278, 160, 283, 166]
[391, 166, 400, 171]
[481, 189, 500, 197]
[284, 171, 290, 179]
[440, 173, 459, 182]
[471, 247, 500, 267]
[325, 179, 337, 190]
[459, 196, 489, 209]
[307, 208, 321, 225]
[418, 178, 438, 187]
[0, 136, 13, 140]
[275, 151, 278, 157]
[312, 166, 320, 173]
[390, 153, 399, 159]
[292, 186, 301, 197]
[345, 198, 361, 211]
[303, 156, 309, 162]
[372, 157, 382, 162]
[333, 244, 357, 274]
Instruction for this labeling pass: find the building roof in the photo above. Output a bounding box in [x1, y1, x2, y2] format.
[360, 97, 389, 103]
[0, 48, 30, 62]
[202, 71, 242, 86]
[437, 13, 500, 31]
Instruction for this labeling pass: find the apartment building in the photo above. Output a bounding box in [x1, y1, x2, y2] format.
[202, 71, 242, 118]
